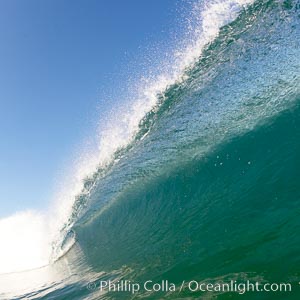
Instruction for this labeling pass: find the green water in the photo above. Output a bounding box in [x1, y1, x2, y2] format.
[77, 101, 300, 299]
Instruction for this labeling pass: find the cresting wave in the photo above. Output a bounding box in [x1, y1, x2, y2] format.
[0, 0, 299, 281]
[0, 0, 257, 274]
[67, 0, 299, 228]
[51, 0, 259, 254]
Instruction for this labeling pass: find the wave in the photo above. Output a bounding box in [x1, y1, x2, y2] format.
[0, 3, 299, 300]
[64, 0, 300, 232]
[0, 0, 260, 275]
[51, 0, 270, 260]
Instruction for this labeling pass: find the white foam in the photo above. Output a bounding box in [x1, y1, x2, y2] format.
[0, 211, 51, 274]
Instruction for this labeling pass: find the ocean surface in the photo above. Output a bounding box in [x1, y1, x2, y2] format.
[1, 0, 300, 299]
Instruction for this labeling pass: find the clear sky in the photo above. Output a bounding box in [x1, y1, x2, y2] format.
[0, 0, 179, 217]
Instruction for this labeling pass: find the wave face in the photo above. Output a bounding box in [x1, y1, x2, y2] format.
[1, 0, 300, 299]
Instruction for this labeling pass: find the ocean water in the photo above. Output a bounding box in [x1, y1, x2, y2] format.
[1, 0, 300, 299]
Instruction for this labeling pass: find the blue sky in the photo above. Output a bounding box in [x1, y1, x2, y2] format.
[0, 0, 179, 217]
